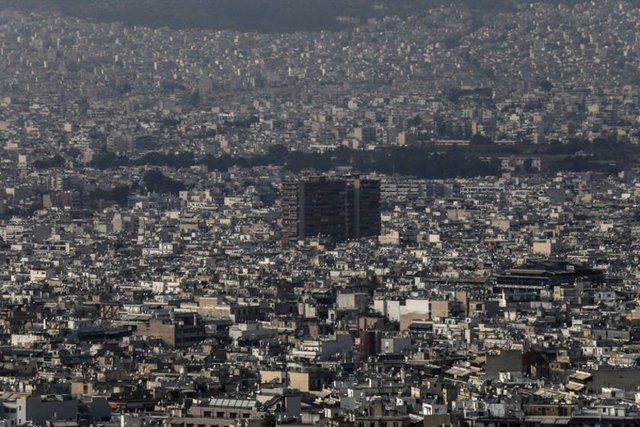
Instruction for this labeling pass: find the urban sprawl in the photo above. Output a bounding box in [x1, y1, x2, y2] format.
[1, 1, 640, 426]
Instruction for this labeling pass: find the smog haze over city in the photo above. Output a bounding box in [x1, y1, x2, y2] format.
[2, 0, 640, 426]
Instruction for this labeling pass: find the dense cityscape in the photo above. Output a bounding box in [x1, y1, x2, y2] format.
[1, 1, 640, 426]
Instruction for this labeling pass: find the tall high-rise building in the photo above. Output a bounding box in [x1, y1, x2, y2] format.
[281, 176, 381, 243]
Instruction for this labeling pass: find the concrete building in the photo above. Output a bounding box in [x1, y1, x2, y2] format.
[281, 176, 380, 243]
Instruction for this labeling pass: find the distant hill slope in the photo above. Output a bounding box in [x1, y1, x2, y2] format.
[0, 0, 635, 32]
[0, 0, 565, 33]
[0, 0, 376, 32]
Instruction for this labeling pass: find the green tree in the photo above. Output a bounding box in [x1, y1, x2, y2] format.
[470, 133, 493, 145]
[261, 413, 276, 427]
[143, 169, 185, 194]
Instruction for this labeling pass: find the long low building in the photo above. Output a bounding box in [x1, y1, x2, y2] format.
[492, 260, 603, 303]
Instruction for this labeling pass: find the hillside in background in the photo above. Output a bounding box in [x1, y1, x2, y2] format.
[0, 0, 610, 33]
[5, 0, 384, 32]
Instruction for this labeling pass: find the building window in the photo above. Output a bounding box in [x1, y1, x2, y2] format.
[216, 412, 224, 418]
[230, 413, 237, 419]
[204, 411, 211, 417]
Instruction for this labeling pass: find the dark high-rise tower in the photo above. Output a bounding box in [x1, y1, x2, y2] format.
[281, 176, 381, 243]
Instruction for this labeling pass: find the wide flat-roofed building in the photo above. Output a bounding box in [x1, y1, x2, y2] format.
[169, 398, 261, 427]
[493, 260, 603, 303]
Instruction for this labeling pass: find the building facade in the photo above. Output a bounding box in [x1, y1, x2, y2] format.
[282, 176, 381, 243]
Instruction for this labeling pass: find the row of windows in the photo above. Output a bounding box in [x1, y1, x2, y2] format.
[184, 419, 251, 427]
[357, 422, 401, 427]
[200, 411, 251, 419]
